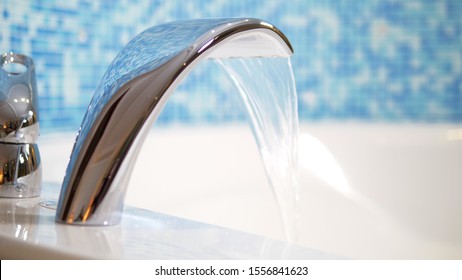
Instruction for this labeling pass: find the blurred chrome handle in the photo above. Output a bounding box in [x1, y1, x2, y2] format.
[0, 52, 41, 198]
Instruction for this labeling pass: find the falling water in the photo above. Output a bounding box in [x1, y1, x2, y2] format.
[215, 57, 300, 242]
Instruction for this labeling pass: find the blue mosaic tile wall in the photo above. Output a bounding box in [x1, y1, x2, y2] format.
[1, 0, 461, 132]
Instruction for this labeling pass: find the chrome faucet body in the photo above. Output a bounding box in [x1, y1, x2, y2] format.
[56, 18, 293, 225]
[0, 53, 41, 198]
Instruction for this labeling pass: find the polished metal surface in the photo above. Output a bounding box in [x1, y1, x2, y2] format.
[0, 143, 42, 197]
[1, 52, 39, 144]
[56, 18, 293, 225]
[0, 52, 41, 198]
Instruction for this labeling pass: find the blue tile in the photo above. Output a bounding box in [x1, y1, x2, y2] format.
[0, 0, 461, 131]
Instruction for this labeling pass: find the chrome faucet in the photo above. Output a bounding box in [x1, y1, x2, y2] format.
[56, 18, 293, 225]
[0, 52, 41, 198]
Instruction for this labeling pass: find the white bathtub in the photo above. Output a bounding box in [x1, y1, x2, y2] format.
[40, 123, 462, 259]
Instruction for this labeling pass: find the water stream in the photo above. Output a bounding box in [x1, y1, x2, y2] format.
[215, 57, 300, 242]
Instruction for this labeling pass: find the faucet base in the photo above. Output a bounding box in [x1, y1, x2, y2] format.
[0, 143, 42, 198]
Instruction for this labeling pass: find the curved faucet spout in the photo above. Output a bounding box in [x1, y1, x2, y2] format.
[56, 18, 293, 225]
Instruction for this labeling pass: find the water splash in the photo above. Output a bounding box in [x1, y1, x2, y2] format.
[215, 57, 300, 242]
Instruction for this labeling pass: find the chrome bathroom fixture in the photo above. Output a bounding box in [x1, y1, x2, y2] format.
[0, 52, 42, 198]
[56, 18, 293, 225]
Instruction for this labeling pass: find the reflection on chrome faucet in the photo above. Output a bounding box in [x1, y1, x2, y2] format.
[56, 18, 293, 226]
